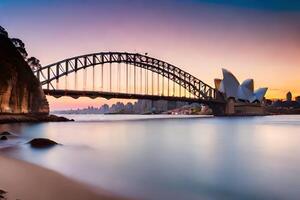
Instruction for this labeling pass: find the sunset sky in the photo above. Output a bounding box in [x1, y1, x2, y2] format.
[1, 0, 300, 110]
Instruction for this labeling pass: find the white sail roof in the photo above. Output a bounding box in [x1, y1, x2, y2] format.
[241, 79, 254, 92]
[250, 88, 268, 103]
[217, 69, 267, 103]
[237, 79, 254, 101]
[221, 68, 240, 99]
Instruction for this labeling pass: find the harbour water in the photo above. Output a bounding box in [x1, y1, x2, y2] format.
[1, 115, 300, 200]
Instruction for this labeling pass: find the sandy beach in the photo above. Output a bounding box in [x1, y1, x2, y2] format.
[0, 155, 127, 200]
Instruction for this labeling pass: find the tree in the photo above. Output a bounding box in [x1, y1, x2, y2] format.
[10, 38, 25, 48]
[27, 57, 41, 71]
[0, 25, 8, 37]
[10, 38, 28, 59]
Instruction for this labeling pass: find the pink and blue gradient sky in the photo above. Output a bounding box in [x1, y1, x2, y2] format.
[1, 0, 300, 110]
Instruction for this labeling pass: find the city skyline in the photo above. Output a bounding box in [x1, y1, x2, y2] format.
[1, 0, 299, 109]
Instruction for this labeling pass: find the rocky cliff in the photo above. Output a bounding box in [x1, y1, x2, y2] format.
[0, 35, 49, 114]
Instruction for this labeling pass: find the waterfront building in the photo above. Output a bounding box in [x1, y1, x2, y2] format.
[215, 68, 268, 115]
[215, 68, 268, 103]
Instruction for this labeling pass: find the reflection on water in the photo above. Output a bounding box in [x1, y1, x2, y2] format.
[1, 115, 300, 200]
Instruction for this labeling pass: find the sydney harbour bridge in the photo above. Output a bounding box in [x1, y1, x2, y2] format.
[34, 52, 226, 114]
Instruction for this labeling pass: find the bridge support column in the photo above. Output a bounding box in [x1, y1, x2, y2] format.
[225, 99, 235, 115]
[210, 103, 226, 116]
[210, 99, 236, 116]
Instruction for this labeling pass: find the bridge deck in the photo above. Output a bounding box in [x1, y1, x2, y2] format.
[43, 89, 223, 104]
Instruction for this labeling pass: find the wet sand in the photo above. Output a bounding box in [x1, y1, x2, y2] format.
[0, 155, 127, 200]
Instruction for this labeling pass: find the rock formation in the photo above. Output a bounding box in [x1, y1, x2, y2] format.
[0, 34, 49, 114]
[28, 138, 59, 148]
[0, 136, 7, 140]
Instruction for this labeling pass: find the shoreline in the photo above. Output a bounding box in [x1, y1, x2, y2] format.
[0, 155, 128, 200]
[0, 114, 73, 123]
[1, 113, 299, 124]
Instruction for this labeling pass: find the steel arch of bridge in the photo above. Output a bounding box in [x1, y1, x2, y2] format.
[34, 52, 223, 103]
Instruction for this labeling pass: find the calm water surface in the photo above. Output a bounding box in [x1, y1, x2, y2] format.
[1, 114, 300, 200]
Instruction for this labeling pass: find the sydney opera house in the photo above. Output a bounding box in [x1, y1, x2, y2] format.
[215, 69, 268, 115]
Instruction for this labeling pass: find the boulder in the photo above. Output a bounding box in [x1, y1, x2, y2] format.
[0, 189, 6, 199]
[0, 131, 11, 136]
[0, 135, 7, 140]
[28, 138, 59, 148]
[0, 136, 7, 140]
[0, 189, 7, 194]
